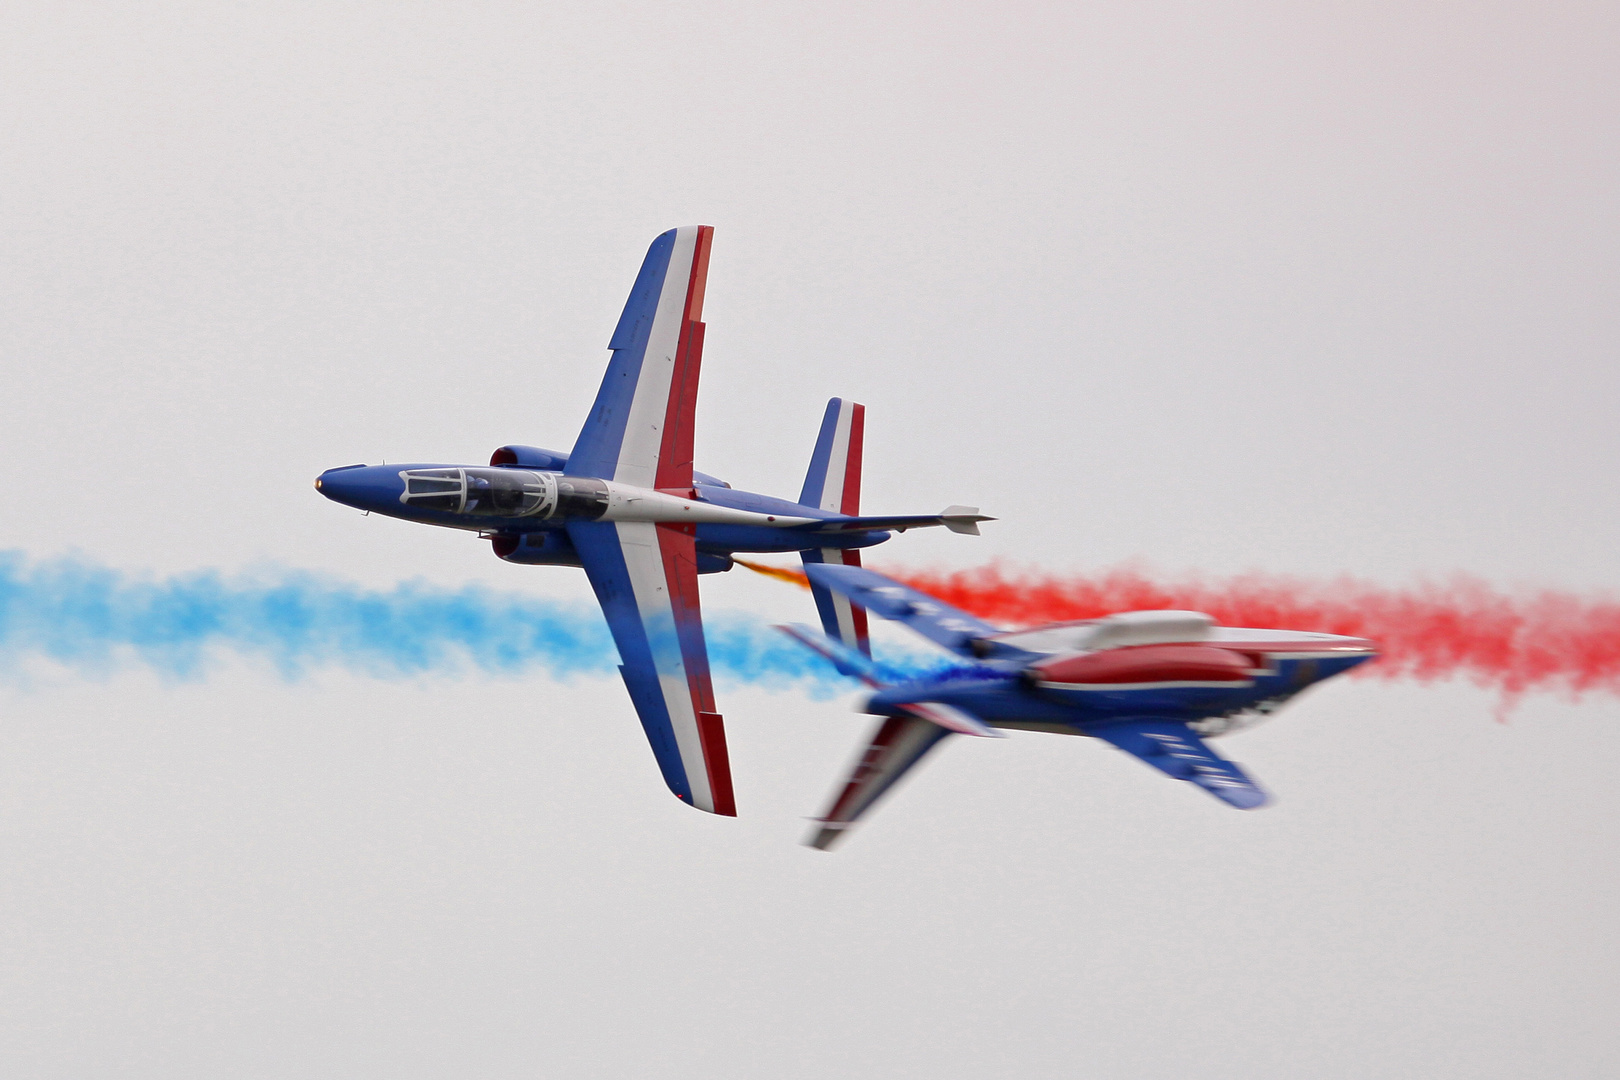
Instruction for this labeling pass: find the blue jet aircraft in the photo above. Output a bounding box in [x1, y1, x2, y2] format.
[780, 564, 1378, 849]
[316, 226, 990, 818]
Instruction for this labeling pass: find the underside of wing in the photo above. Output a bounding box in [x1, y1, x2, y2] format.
[568, 226, 713, 491]
[807, 713, 952, 850]
[1087, 718, 1268, 809]
[568, 519, 736, 816]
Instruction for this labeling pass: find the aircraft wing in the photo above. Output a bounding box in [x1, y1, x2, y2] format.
[567, 226, 713, 491]
[1087, 719, 1268, 809]
[807, 712, 953, 850]
[568, 520, 736, 816]
[802, 563, 1002, 659]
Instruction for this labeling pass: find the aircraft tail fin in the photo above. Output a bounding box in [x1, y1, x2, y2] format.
[801, 548, 872, 661]
[799, 398, 864, 513]
[798, 398, 873, 658]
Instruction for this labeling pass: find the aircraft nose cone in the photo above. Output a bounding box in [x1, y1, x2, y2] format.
[315, 464, 400, 512]
[315, 465, 358, 503]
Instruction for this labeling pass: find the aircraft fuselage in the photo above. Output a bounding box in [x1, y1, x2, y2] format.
[315, 462, 892, 569]
[865, 644, 1375, 738]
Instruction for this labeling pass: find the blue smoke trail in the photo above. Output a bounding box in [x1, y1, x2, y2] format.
[0, 553, 941, 693]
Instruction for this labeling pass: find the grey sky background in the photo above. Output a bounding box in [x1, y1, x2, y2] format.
[1, 3, 1616, 1077]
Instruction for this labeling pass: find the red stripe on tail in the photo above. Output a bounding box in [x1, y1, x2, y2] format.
[840, 402, 864, 516]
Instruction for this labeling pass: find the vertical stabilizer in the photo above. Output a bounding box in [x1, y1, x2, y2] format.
[798, 398, 871, 659]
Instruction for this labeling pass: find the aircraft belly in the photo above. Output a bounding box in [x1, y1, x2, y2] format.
[897, 682, 1298, 731]
[1040, 684, 1259, 717]
[871, 686, 1075, 728]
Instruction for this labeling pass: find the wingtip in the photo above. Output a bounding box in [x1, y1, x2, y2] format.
[803, 818, 853, 851]
[1206, 781, 1269, 810]
[941, 505, 994, 535]
[677, 790, 740, 817]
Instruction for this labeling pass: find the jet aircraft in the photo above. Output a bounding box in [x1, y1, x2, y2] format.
[315, 226, 989, 818]
[780, 564, 1378, 849]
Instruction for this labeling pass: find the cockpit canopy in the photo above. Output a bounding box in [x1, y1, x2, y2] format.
[400, 468, 556, 517]
[398, 468, 609, 520]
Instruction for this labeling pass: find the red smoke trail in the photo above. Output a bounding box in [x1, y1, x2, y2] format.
[882, 563, 1620, 708]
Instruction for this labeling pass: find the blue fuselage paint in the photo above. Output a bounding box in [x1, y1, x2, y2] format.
[315, 462, 896, 564]
[864, 653, 1375, 731]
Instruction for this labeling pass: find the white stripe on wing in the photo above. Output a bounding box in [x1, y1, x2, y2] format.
[614, 520, 714, 810]
[614, 227, 700, 489]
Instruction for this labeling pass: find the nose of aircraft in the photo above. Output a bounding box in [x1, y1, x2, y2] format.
[315, 464, 403, 513]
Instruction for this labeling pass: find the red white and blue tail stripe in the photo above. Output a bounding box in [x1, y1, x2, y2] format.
[799, 398, 871, 658]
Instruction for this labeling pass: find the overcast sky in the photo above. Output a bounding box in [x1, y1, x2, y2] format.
[2, 4, 1617, 1077]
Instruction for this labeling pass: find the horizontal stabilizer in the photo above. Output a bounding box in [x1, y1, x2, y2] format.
[776, 623, 886, 687]
[796, 508, 995, 535]
[1088, 718, 1268, 809]
[803, 563, 1001, 659]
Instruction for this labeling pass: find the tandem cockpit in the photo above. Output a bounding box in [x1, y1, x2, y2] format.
[398, 468, 610, 520]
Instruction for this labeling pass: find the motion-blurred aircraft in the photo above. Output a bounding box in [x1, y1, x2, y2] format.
[316, 226, 989, 817]
[780, 565, 1377, 849]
